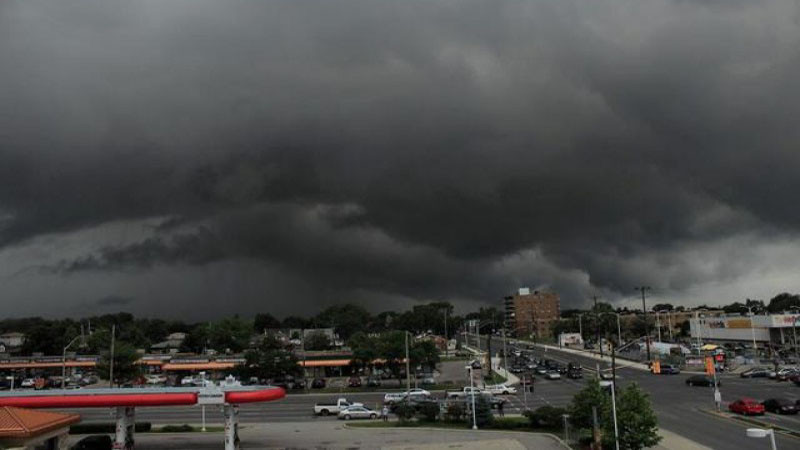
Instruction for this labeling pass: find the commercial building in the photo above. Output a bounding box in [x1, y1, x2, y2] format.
[690, 313, 800, 348]
[504, 288, 560, 339]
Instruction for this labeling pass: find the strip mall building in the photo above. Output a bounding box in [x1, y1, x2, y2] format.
[690, 313, 800, 347]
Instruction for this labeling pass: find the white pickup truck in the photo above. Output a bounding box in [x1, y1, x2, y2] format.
[313, 398, 363, 416]
[446, 386, 488, 399]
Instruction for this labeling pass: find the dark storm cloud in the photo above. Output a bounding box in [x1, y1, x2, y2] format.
[94, 295, 134, 307]
[2, 0, 800, 315]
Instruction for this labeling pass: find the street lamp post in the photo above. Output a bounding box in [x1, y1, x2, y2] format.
[635, 286, 652, 361]
[746, 306, 759, 354]
[746, 428, 777, 450]
[788, 307, 800, 360]
[466, 365, 478, 430]
[62, 335, 83, 389]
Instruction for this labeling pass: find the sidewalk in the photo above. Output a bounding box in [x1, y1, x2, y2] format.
[654, 428, 714, 450]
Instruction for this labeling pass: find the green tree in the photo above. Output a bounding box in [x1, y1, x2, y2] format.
[236, 335, 299, 382]
[253, 313, 281, 333]
[605, 383, 662, 450]
[207, 317, 252, 353]
[305, 331, 331, 351]
[569, 378, 610, 430]
[410, 339, 440, 370]
[97, 341, 141, 386]
[314, 304, 371, 341]
[347, 332, 378, 368]
[767, 292, 800, 313]
[180, 324, 210, 353]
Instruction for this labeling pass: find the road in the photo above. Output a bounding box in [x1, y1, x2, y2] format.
[481, 335, 800, 450]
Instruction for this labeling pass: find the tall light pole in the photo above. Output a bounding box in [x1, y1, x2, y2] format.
[466, 365, 478, 429]
[746, 304, 759, 353]
[62, 335, 83, 389]
[789, 307, 800, 360]
[443, 306, 449, 358]
[655, 311, 662, 343]
[109, 324, 116, 388]
[635, 287, 652, 361]
[405, 331, 411, 395]
[594, 296, 602, 357]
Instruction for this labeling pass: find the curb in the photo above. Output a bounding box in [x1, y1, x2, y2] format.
[343, 423, 571, 449]
[696, 408, 800, 440]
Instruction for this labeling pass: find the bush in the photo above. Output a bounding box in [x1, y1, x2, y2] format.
[473, 396, 494, 428]
[490, 417, 528, 430]
[523, 405, 566, 429]
[394, 402, 416, 422]
[416, 401, 440, 422]
[444, 402, 466, 423]
[160, 424, 195, 433]
[70, 422, 152, 434]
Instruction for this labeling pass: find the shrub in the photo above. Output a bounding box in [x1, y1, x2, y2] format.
[444, 402, 466, 423]
[524, 405, 566, 428]
[394, 402, 416, 422]
[160, 424, 195, 433]
[473, 396, 494, 428]
[416, 401, 440, 422]
[70, 422, 152, 434]
[490, 417, 528, 430]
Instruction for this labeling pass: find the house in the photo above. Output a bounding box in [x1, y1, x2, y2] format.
[149, 332, 186, 354]
[0, 407, 80, 449]
[0, 333, 25, 349]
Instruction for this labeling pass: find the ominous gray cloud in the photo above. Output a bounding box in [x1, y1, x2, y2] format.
[2, 0, 800, 319]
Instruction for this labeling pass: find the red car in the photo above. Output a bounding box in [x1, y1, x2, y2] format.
[729, 398, 765, 416]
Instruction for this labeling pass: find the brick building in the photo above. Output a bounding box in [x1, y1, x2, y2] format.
[504, 288, 560, 338]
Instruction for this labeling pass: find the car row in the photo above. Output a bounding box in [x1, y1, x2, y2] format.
[728, 397, 800, 416]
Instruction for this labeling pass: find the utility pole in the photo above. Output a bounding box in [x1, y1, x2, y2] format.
[636, 286, 652, 362]
[656, 311, 662, 343]
[405, 331, 411, 394]
[443, 306, 449, 358]
[502, 328, 508, 379]
[594, 295, 603, 358]
[109, 324, 116, 388]
[611, 344, 620, 450]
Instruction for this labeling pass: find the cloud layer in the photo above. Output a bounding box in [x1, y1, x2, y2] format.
[2, 0, 800, 318]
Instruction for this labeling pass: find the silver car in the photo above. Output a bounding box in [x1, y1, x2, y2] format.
[338, 406, 379, 420]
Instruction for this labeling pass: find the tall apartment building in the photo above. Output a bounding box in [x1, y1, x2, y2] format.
[504, 288, 560, 338]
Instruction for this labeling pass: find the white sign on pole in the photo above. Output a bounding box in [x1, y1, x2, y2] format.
[198, 387, 225, 405]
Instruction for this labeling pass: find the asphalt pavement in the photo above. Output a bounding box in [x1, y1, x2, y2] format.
[493, 337, 800, 450]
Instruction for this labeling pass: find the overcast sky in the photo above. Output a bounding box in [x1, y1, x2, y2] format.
[2, 0, 800, 320]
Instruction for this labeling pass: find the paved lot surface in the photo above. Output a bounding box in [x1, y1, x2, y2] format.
[77, 421, 566, 449]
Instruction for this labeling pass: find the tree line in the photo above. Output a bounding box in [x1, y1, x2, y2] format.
[0, 302, 509, 356]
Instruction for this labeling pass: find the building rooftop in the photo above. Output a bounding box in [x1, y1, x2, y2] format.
[0, 406, 80, 439]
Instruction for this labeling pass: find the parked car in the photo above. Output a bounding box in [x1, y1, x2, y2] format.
[762, 398, 798, 415]
[567, 367, 583, 379]
[348, 376, 362, 388]
[338, 405, 378, 420]
[311, 378, 326, 389]
[447, 387, 485, 399]
[20, 378, 35, 388]
[545, 371, 561, 380]
[685, 375, 720, 387]
[470, 360, 482, 370]
[740, 368, 771, 378]
[145, 374, 167, 385]
[657, 364, 681, 375]
[314, 398, 363, 416]
[775, 368, 799, 381]
[510, 366, 525, 374]
[71, 435, 112, 450]
[599, 371, 614, 380]
[383, 392, 407, 405]
[729, 398, 765, 416]
[485, 384, 517, 395]
[534, 367, 549, 375]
